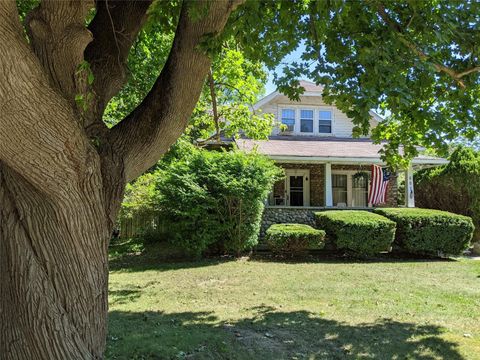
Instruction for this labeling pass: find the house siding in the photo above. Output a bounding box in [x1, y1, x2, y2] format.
[257, 94, 377, 138]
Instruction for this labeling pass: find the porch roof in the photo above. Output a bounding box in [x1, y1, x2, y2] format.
[236, 136, 448, 166]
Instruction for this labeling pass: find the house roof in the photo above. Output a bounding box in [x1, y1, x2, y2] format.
[298, 80, 323, 92]
[236, 136, 447, 166]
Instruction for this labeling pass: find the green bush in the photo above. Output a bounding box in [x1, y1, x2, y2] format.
[315, 211, 396, 256]
[265, 224, 326, 255]
[415, 147, 480, 253]
[373, 208, 474, 256]
[140, 224, 169, 244]
[156, 142, 283, 256]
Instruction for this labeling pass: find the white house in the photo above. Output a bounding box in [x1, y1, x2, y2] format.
[236, 81, 447, 211]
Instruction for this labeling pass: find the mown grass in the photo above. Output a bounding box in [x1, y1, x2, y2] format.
[107, 241, 480, 359]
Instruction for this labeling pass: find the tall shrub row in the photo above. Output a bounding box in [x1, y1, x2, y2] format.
[415, 147, 480, 252]
[312, 209, 473, 257]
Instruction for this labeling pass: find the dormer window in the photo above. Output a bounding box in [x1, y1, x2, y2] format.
[281, 109, 295, 131]
[319, 110, 332, 133]
[278, 106, 334, 135]
[300, 109, 314, 133]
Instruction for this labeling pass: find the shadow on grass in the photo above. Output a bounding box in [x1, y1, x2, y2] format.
[109, 289, 142, 305]
[107, 307, 464, 360]
[109, 240, 232, 272]
[249, 251, 457, 265]
[109, 238, 458, 274]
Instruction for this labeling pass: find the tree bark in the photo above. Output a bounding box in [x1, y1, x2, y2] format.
[0, 3, 115, 358]
[0, 0, 241, 358]
[208, 68, 222, 143]
[0, 163, 111, 360]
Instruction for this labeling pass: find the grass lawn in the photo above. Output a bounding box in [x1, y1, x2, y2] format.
[107, 242, 480, 359]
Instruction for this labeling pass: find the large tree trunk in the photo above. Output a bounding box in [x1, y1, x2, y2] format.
[0, 1, 118, 356]
[0, 163, 115, 359]
[0, 0, 241, 358]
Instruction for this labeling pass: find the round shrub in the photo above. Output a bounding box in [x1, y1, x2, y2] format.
[265, 224, 325, 255]
[315, 210, 396, 256]
[156, 144, 283, 257]
[373, 208, 474, 256]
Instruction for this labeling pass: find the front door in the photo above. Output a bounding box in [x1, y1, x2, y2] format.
[285, 169, 310, 206]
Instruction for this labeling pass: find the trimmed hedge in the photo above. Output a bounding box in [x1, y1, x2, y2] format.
[373, 208, 474, 256]
[315, 211, 396, 256]
[265, 224, 326, 255]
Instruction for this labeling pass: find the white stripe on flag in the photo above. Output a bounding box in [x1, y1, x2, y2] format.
[369, 164, 389, 206]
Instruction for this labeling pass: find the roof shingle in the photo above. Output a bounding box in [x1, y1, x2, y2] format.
[236, 136, 444, 164]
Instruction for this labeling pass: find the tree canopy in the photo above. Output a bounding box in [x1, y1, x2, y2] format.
[104, 0, 480, 165]
[270, 1, 480, 165]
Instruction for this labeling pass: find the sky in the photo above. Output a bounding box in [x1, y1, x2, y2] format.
[264, 43, 310, 95]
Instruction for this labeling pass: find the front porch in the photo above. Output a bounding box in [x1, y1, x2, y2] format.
[260, 161, 418, 239]
[238, 137, 446, 210]
[267, 162, 409, 209]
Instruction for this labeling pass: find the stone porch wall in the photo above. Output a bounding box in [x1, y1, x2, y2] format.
[259, 206, 375, 240]
[260, 207, 322, 238]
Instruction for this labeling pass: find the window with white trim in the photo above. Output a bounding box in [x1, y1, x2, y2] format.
[331, 170, 370, 207]
[319, 110, 332, 134]
[300, 109, 314, 133]
[281, 108, 295, 132]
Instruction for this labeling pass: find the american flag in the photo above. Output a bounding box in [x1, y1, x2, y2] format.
[368, 165, 390, 205]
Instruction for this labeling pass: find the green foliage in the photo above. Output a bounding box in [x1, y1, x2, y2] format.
[155, 144, 282, 256]
[265, 224, 325, 256]
[241, 1, 480, 166]
[120, 172, 159, 220]
[315, 211, 396, 256]
[103, 24, 174, 127]
[415, 147, 480, 245]
[16, 0, 40, 22]
[373, 208, 474, 256]
[189, 45, 275, 142]
[19, 1, 480, 168]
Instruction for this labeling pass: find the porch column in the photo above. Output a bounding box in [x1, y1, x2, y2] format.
[405, 164, 415, 208]
[325, 162, 333, 207]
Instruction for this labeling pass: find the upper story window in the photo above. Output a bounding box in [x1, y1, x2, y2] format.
[319, 110, 332, 133]
[278, 106, 334, 135]
[281, 109, 295, 131]
[300, 109, 314, 133]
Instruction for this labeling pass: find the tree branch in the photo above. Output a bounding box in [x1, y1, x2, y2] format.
[208, 68, 221, 142]
[376, 3, 479, 88]
[457, 66, 480, 78]
[84, 0, 152, 134]
[0, 0, 101, 200]
[25, 0, 94, 106]
[109, 0, 244, 182]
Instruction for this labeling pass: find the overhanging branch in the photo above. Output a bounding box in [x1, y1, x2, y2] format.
[376, 3, 479, 89]
[108, 0, 244, 182]
[84, 0, 152, 130]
